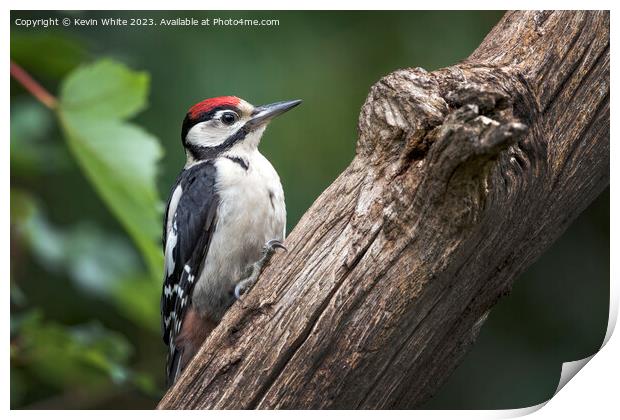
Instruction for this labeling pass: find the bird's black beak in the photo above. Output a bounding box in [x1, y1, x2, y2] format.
[248, 99, 302, 128]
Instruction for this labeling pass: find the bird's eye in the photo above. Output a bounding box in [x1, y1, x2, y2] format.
[221, 112, 238, 125]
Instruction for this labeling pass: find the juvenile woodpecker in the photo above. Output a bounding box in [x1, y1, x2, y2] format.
[161, 96, 301, 386]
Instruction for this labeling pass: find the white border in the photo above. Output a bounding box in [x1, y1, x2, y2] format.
[2, 1, 616, 11]
[4, 2, 617, 418]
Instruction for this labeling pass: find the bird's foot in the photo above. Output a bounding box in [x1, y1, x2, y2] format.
[234, 239, 287, 300]
[234, 278, 253, 300]
[263, 239, 287, 256]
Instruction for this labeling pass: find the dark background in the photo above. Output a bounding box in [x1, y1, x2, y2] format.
[10, 11, 609, 409]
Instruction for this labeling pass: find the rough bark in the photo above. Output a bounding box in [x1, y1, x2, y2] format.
[159, 10, 609, 409]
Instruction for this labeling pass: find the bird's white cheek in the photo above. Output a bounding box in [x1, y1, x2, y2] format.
[186, 121, 236, 148]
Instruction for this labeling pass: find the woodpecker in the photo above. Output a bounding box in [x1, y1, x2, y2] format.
[161, 96, 301, 386]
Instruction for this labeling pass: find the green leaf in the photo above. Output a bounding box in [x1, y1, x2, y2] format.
[60, 59, 149, 120]
[57, 60, 163, 278]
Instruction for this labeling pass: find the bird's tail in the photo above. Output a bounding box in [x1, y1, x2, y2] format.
[166, 348, 183, 388]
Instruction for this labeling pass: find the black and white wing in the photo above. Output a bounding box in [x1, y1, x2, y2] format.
[161, 160, 219, 385]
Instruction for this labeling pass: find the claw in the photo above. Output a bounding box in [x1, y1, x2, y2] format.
[234, 283, 245, 300]
[266, 239, 287, 252]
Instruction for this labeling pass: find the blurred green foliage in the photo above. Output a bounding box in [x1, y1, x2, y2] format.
[59, 59, 163, 277]
[11, 55, 162, 407]
[10, 10, 608, 410]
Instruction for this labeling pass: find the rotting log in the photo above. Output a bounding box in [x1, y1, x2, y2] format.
[159, 10, 609, 409]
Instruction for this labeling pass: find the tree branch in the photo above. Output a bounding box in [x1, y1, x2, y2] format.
[10, 60, 57, 109]
[159, 10, 609, 409]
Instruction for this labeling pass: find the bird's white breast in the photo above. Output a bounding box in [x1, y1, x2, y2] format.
[192, 150, 286, 319]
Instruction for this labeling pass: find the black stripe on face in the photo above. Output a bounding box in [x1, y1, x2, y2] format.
[185, 118, 253, 161]
[181, 105, 242, 146]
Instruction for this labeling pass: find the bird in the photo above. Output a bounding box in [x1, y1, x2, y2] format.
[161, 96, 301, 387]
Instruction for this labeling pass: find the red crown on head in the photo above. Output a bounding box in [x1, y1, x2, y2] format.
[188, 96, 241, 119]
